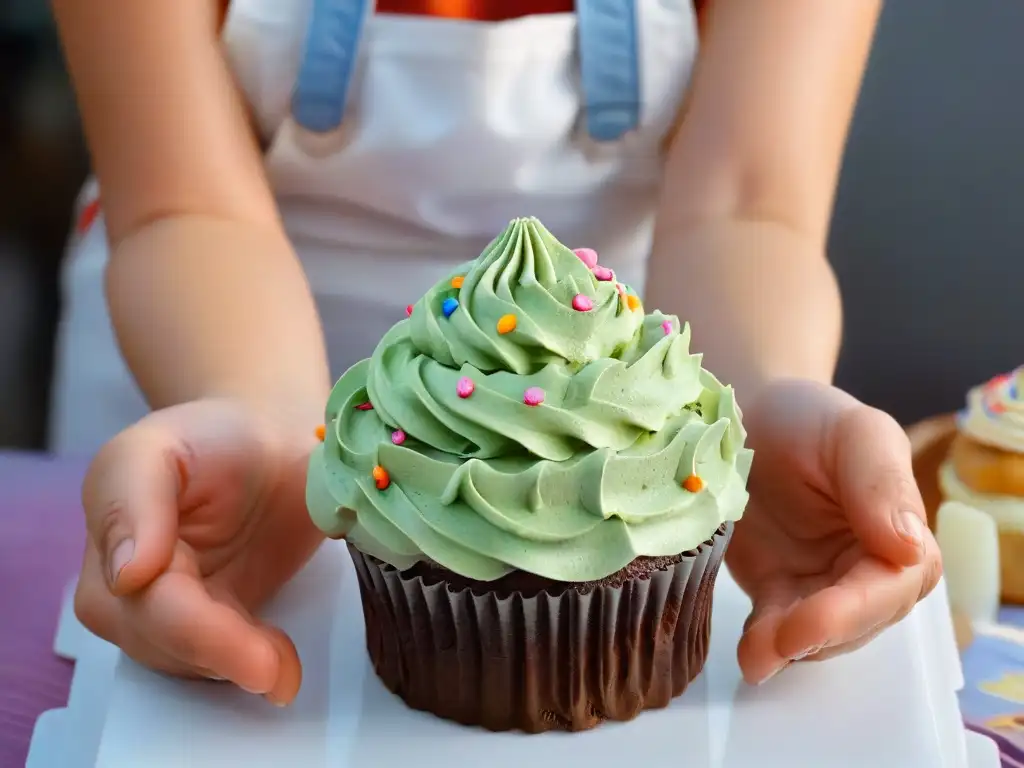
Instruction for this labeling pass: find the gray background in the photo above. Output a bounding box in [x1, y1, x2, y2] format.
[831, 0, 1023, 422]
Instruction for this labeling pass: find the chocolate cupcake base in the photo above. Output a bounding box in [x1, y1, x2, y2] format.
[347, 523, 732, 733]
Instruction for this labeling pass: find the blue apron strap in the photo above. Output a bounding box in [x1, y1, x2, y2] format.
[577, 0, 642, 142]
[292, 0, 375, 133]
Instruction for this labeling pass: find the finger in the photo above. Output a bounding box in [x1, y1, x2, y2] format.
[260, 625, 303, 706]
[207, 586, 303, 707]
[126, 567, 284, 697]
[737, 605, 790, 685]
[800, 624, 886, 663]
[917, 530, 944, 601]
[810, 538, 942, 661]
[76, 540, 291, 700]
[773, 546, 936, 659]
[832, 406, 928, 568]
[82, 426, 181, 595]
[74, 542, 186, 673]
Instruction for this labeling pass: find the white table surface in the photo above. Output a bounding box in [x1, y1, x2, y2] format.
[27, 541, 1000, 768]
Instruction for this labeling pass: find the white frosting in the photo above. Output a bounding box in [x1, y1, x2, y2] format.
[938, 460, 1024, 533]
[960, 367, 1024, 451]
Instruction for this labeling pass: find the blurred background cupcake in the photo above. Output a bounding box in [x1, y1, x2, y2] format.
[937, 369, 1024, 604]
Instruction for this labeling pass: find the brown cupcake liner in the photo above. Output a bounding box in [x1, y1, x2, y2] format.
[347, 522, 733, 733]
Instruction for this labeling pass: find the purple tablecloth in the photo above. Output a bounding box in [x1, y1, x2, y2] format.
[962, 610, 1024, 768]
[0, 452, 85, 768]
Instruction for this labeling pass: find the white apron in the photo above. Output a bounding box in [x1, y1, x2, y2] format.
[49, 0, 699, 456]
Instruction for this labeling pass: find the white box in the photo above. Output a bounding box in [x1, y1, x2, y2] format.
[29, 541, 1000, 768]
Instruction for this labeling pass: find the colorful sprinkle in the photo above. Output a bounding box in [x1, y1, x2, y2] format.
[457, 377, 475, 398]
[682, 474, 704, 493]
[523, 387, 545, 406]
[592, 266, 614, 281]
[372, 465, 390, 490]
[355, 401, 373, 411]
[451, 276, 465, 289]
[616, 283, 626, 296]
[574, 248, 599, 269]
[406, 304, 413, 317]
[497, 314, 517, 334]
[315, 424, 326, 441]
[572, 294, 594, 312]
[988, 373, 1011, 389]
[391, 429, 406, 445]
[442, 297, 459, 317]
[627, 294, 641, 311]
[661, 320, 673, 336]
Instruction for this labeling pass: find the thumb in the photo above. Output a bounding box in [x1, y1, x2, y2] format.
[82, 424, 180, 595]
[831, 404, 929, 568]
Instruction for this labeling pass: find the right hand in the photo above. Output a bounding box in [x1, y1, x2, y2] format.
[74, 399, 325, 705]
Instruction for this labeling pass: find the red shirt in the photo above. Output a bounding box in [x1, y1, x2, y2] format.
[219, 1, 706, 30]
[377, 0, 707, 24]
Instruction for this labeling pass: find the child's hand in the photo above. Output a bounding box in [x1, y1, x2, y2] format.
[73, 400, 324, 705]
[727, 379, 943, 684]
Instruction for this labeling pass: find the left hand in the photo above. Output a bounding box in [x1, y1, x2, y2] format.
[727, 379, 943, 685]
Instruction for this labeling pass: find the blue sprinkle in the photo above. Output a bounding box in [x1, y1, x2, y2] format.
[442, 297, 459, 318]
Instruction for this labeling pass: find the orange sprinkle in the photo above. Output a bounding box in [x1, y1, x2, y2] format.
[682, 474, 704, 493]
[626, 294, 641, 311]
[315, 424, 326, 442]
[451, 275, 465, 289]
[372, 465, 391, 490]
[496, 313, 517, 334]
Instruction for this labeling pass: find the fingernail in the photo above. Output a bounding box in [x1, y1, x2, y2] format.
[108, 539, 135, 586]
[792, 643, 825, 661]
[894, 510, 925, 551]
[264, 692, 288, 708]
[757, 662, 789, 685]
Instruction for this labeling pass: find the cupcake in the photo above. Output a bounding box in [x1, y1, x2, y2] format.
[939, 368, 1024, 604]
[306, 217, 752, 732]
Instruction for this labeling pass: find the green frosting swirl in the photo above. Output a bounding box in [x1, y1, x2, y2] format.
[306, 218, 752, 582]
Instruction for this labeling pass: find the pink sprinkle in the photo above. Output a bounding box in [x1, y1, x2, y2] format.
[574, 248, 599, 269]
[355, 402, 373, 411]
[572, 294, 593, 312]
[405, 304, 413, 317]
[592, 266, 614, 281]
[391, 429, 406, 445]
[616, 283, 626, 296]
[523, 387, 545, 406]
[662, 320, 673, 335]
[457, 377, 475, 398]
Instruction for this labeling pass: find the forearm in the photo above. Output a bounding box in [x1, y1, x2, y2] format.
[107, 214, 331, 428]
[639, 0, 878, 405]
[645, 216, 841, 406]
